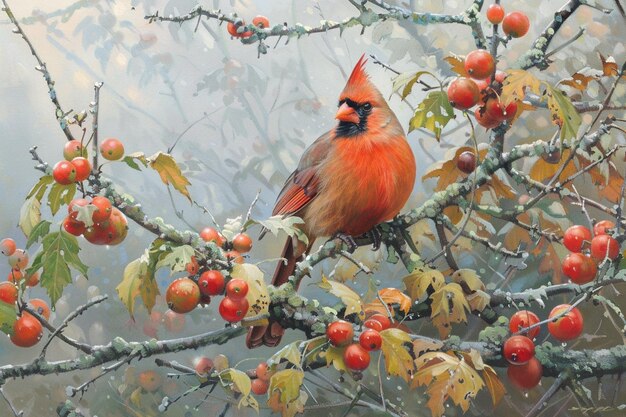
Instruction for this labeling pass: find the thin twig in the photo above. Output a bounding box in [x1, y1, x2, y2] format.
[525, 372, 568, 417]
[0, 387, 22, 417]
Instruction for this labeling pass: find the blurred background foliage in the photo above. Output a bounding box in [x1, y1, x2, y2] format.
[0, 0, 625, 416]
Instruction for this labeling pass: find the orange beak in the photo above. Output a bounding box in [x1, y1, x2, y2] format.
[335, 102, 360, 124]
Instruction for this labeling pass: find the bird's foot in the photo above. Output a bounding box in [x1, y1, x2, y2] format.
[367, 226, 383, 251]
[332, 232, 358, 253]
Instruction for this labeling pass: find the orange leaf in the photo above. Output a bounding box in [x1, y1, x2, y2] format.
[599, 53, 619, 76]
[364, 288, 412, 315]
[444, 55, 469, 77]
[529, 149, 578, 184]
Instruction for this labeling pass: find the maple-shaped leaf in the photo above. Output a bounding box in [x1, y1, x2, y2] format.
[430, 283, 470, 338]
[545, 85, 582, 140]
[462, 350, 505, 406]
[258, 215, 308, 246]
[391, 71, 429, 99]
[147, 152, 192, 202]
[155, 245, 194, 273]
[414, 352, 485, 417]
[583, 155, 625, 203]
[560, 68, 602, 91]
[403, 266, 445, 301]
[0, 300, 16, 336]
[412, 337, 444, 356]
[380, 328, 414, 383]
[409, 91, 455, 141]
[364, 288, 412, 315]
[530, 149, 578, 184]
[232, 263, 270, 326]
[267, 340, 302, 368]
[450, 269, 485, 293]
[319, 276, 364, 320]
[501, 69, 541, 105]
[466, 290, 491, 312]
[267, 369, 305, 417]
[599, 52, 619, 76]
[422, 146, 473, 190]
[444, 55, 469, 77]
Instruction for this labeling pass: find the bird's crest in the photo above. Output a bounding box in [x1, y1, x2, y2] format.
[340, 54, 383, 105]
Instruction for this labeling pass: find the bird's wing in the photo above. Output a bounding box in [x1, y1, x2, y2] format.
[273, 131, 332, 216]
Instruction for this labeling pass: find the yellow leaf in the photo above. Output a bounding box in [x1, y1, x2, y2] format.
[430, 283, 470, 338]
[19, 196, 41, 237]
[232, 263, 270, 326]
[403, 267, 445, 301]
[501, 69, 542, 105]
[412, 337, 444, 356]
[482, 365, 506, 406]
[466, 290, 491, 312]
[332, 246, 382, 282]
[116, 258, 147, 318]
[220, 368, 252, 397]
[268, 369, 305, 416]
[529, 149, 578, 183]
[414, 352, 485, 417]
[450, 269, 485, 293]
[148, 152, 192, 201]
[323, 345, 347, 372]
[380, 328, 415, 383]
[444, 54, 469, 77]
[319, 276, 364, 320]
[364, 288, 412, 315]
[391, 71, 430, 99]
[268, 340, 302, 367]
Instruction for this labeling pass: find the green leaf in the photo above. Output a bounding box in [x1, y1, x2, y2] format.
[26, 220, 51, 249]
[409, 91, 455, 141]
[155, 245, 194, 273]
[258, 215, 308, 246]
[545, 85, 582, 141]
[19, 196, 42, 237]
[392, 71, 429, 99]
[39, 231, 88, 305]
[0, 301, 16, 336]
[122, 152, 148, 171]
[47, 183, 76, 215]
[26, 175, 54, 201]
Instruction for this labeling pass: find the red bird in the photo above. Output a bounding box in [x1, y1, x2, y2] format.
[246, 55, 416, 348]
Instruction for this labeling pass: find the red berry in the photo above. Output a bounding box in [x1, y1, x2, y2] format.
[26, 298, 51, 320]
[99, 138, 124, 161]
[475, 107, 501, 128]
[166, 277, 201, 314]
[359, 329, 382, 351]
[509, 310, 540, 339]
[63, 140, 87, 160]
[200, 227, 225, 246]
[198, 270, 225, 296]
[251, 378, 269, 395]
[8, 249, 28, 270]
[0, 282, 18, 304]
[52, 160, 77, 185]
[326, 320, 354, 346]
[485, 98, 517, 122]
[562, 253, 597, 284]
[256, 362, 271, 381]
[503, 335, 535, 365]
[369, 314, 392, 330]
[219, 296, 249, 322]
[590, 234, 620, 261]
[194, 357, 214, 375]
[464, 50, 495, 80]
[502, 11, 530, 38]
[563, 225, 592, 252]
[486, 4, 505, 24]
[548, 304, 583, 342]
[494, 70, 507, 83]
[0, 238, 17, 256]
[225, 250, 244, 264]
[457, 151, 477, 174]
[507, 357, 543, 389]
[232, 233, 253, 253]
[593, 220, 615, 236]
[185, 256, 199, 275]
[447, 77, 480, 110]
[344, 344, 370, 371]
[63, 217, 86, 236]
[71, 157, 91, 181]
[225, 279, 249, 299]
[91, 196, 113, 223]
[11, 314, 43, 347]
[252, 15, 270, 28]
[363, 319, 384, 332]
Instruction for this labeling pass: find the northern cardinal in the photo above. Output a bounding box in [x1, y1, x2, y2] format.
[246, 55, 416, 348]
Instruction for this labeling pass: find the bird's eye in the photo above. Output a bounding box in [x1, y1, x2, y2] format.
[362, 102, 372, 111]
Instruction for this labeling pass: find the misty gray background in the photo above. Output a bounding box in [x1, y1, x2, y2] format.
[1, 0, 625, 416]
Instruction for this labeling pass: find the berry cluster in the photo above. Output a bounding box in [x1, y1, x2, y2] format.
[326, 314, 389, 372]
[226, 15, 270, 39]
[64, 196, 129, 246]
[504, 304, 584, 389]
[52, 138, 124, 185]
[562, 221, 619, 284]
[0, 237, 50, 348]
[163, 230, 255, 323]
